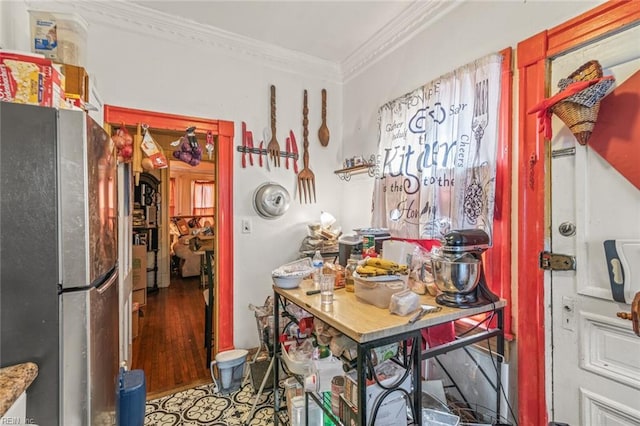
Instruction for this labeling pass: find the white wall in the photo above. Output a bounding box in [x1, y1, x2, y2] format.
[0, 2, 4, 48]
[341, 0, 603, 231]
[3, 0, 604, 353]
[4, 1, 345, 350]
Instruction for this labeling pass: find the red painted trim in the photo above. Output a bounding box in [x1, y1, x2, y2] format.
[483, 47, 514, 336]
[516, 2, 640, 425]
[215, 132, 234, 353]
[104, 105, 235, 356]
[517, 38, 548, 426]
[547, 0, 640, 58]
[517, 31, 548, 68]
[104, 105, 221, 134]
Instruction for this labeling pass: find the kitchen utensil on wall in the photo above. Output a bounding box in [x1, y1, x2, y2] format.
[241, 121, 247, 168]
[297, 90, 316, 203]
[267, 85, 281, 167]
[253, 182, 291, 219]
[290, 130, 299, 173]
[318, 88, 330, 146]
[247, 129, 254, 166]
[263, 128, 271, 171]
[285, 136, 290, 169]
[258, 141, 264, 167]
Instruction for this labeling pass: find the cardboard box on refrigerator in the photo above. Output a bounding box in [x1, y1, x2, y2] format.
[0, 50, 53, 106]
[51, 63, 66, 109]
[132, 245, 147, 290]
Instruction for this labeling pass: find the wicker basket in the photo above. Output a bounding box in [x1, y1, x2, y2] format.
[551, 60, 603, 145]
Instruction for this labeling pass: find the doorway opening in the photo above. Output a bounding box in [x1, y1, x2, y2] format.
[105, 105, 234, 397]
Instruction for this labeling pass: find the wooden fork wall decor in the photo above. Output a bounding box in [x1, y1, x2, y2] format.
[297, 90, 316, 203]
[267, 85, 281, 167]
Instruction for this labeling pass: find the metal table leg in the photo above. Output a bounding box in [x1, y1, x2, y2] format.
[357, 343, 367, 426]
[356, 330, 422, 426]
[273, 294, 281, 426]
[496, 308, 505, 419]
[413, 332, 422, 426]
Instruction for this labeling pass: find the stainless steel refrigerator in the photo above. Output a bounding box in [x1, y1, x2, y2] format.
[0, 102, 119, 425]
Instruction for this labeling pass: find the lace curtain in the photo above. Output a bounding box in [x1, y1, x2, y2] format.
[372, 53, 503, 243]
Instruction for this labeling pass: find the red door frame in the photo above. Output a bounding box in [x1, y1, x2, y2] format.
[104, 105, 235, 355]
[484, 47, 514, 337]
[516, 2, 640, 425]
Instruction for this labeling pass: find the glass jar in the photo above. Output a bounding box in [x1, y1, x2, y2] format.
[345, 259, 357, 292]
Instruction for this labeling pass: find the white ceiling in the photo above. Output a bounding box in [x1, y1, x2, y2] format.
[131, 1, 420, 63]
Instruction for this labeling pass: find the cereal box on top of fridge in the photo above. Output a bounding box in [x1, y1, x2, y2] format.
[0, 51, 53, 106]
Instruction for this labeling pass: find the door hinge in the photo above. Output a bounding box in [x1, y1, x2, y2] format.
[539, 251, 576, 271]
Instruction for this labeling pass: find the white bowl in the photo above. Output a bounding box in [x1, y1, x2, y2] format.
[273, 275, 303, 289]
[272, 258, 314, 279]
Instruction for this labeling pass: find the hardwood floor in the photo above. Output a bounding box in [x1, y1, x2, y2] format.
[132, 275, 212, 399]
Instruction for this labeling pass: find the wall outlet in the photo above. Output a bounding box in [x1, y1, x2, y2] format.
[241, 219, 252, 234]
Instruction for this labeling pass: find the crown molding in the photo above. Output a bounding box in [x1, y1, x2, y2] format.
[26, 0, 460, 84]
[27, 0, 343, 82]
[341, 0, 463, 83]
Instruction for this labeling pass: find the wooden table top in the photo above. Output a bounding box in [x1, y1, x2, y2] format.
[274, 279, 506, 343]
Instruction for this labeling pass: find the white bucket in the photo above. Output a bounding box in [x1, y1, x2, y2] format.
[210, 349, 248, 394]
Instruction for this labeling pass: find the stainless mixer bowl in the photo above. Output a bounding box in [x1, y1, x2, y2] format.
[430, 255, 481, 294]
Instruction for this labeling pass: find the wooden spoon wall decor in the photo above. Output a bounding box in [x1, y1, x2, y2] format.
[318, 88, 330, 146]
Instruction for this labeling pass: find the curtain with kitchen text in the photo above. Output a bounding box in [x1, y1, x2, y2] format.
[372, 53, 502, 243]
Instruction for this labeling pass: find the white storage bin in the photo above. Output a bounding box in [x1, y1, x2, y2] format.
[312, 356, 344, 393]
[29, 10, 88, 66]
[354, 278, 406, 308]
[290, 395, 323, 426]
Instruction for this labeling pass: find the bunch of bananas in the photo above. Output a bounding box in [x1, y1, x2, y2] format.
[356, 258, 408, 277]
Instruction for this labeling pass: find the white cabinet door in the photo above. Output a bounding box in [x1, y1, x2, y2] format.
[549, 24, 640, 425]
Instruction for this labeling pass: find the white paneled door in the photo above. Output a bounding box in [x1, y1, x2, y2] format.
[549, 24, 640, 425]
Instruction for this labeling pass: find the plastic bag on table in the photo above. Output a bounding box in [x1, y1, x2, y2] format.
[389, 289, 420, 316]
[408, 244, 437, 296]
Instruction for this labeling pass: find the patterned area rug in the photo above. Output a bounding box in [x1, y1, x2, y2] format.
[145, 382, 283, 426]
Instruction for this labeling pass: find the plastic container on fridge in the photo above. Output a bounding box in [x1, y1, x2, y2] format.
[29, 10, 88, 66]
